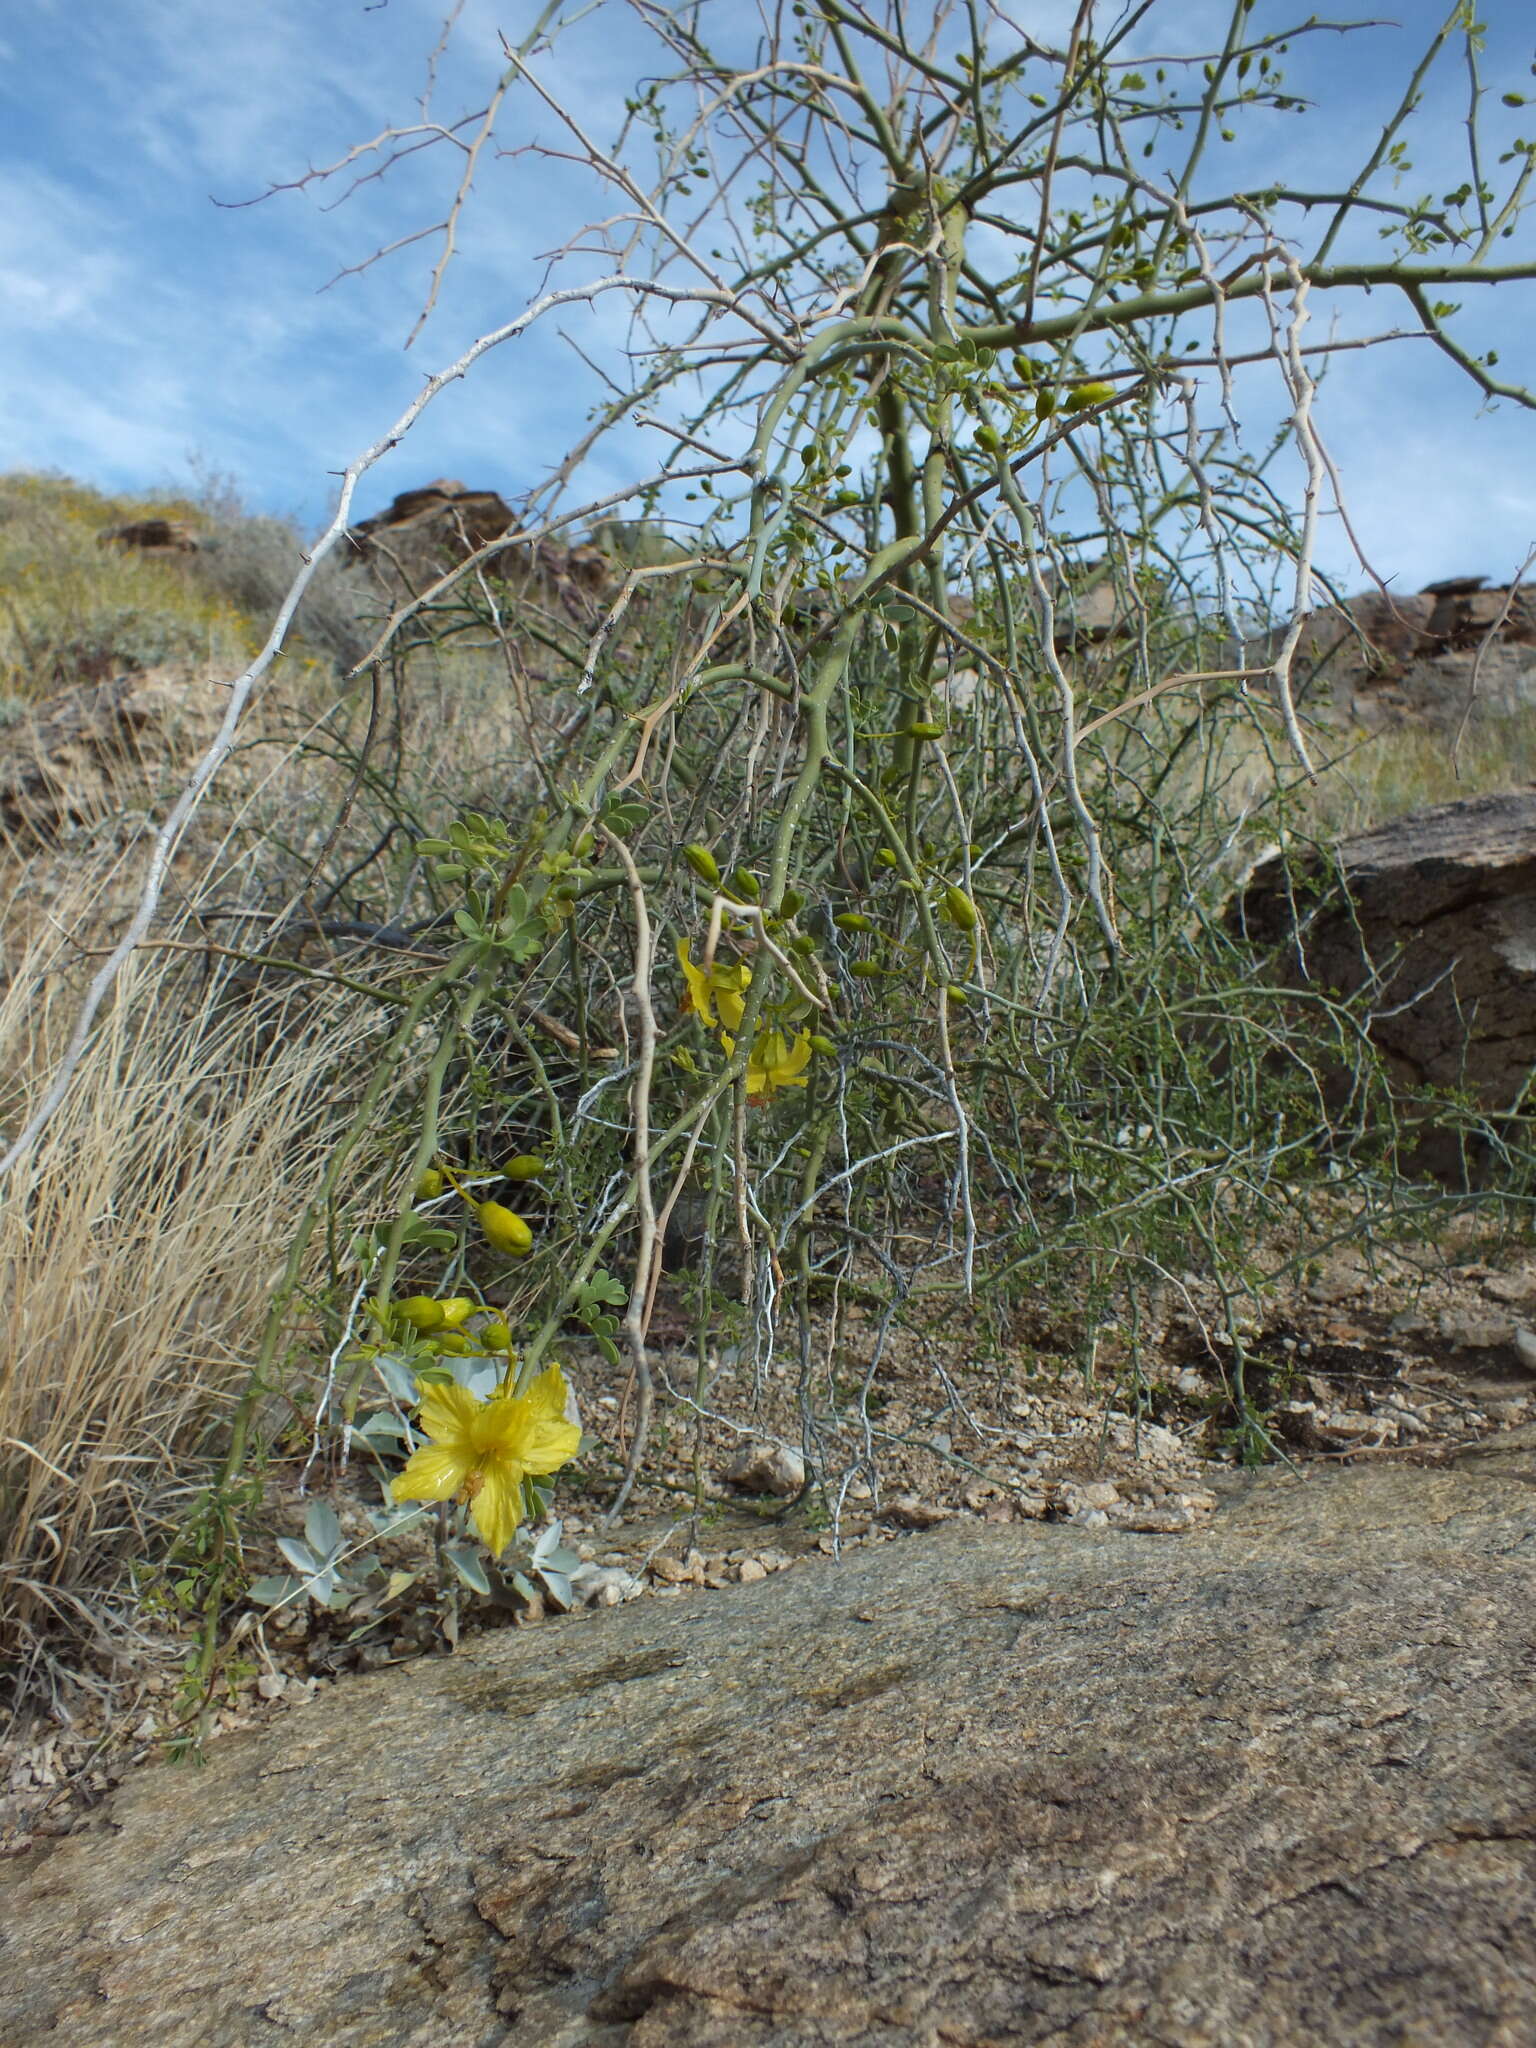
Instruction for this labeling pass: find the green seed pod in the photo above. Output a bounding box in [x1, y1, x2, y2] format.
[1035, 390, 1058, 420]
[809, 1034, 838, 1058]
[779, 887, 806, 918]
[504, 1154, 546, 1181]
[1065, 381, 1116, 412]
[788, 933, 818, 954]
[943, 886, 980, 931]
[901, 720, 946, 740]
[850, 960, 888, 979]
[874, 849, 900, 869]
[683, 843, 721, 887]
[945, 983, 970, 1005]
[730, 867, 762, 902]
[834, 912, 876, 932]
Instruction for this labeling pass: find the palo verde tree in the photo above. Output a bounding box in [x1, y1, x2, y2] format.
[21, 3, 1533, 1662]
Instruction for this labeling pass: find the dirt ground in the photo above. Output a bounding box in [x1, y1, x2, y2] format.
[5, 1203, 1534, 1858]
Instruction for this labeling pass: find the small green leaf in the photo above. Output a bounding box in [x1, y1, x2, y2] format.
[539, 1570, 575, 1611]
[248, 1574, 305, 1606]
[444, 1545, 493, 1597]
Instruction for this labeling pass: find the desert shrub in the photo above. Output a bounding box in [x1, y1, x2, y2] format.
[193, 512, 377, 675]
[4, 1, 1535, 1710]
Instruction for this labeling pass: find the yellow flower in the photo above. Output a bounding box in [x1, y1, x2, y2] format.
[676, 939, 751, 1033]
[392, 1364, 581, 1557]
[722, 1027, 814, 1102]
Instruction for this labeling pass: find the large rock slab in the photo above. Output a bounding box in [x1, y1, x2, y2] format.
[5, 1436, 1536, 2045]
[1235, 791, 1536, 1150]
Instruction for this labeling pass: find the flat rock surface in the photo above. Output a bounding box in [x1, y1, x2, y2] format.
[5, 1435, 1536, 2046]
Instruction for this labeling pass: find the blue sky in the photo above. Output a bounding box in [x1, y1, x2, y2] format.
[3, 0, 1534, 594]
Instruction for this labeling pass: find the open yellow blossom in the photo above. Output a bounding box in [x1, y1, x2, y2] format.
[676, 938, 751, 1033]
[722, 1026, 814, 1102]
[392, 1363, 581, 1556]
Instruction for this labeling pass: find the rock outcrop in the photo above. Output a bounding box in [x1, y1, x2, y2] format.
[1235, 791, 1536, 1143]
[344, 479, 612, 639]
[5, 1431, 1536, 2045]
[345, 477, 521, 572]
[97, 517, 203, 555]
[1281, 574, 1536, 731]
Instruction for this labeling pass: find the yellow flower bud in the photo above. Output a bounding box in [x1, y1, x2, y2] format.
[835, 912, 875, 932]
[478, 1318, 513, 1351]
[478, 1202, 534, 1257]
[504, 1154, 546, 1181]
[942, 886, 980, 931]
[683, 843, 721, 887]
[436, 1297, 477, 1329]
[413, 1168, 445, 1200]
[1065, 380, 1116, 412]
[397, 1296, 446, 1332]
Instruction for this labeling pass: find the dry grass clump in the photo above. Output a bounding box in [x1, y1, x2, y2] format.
[1112, 688, 1536, 899]
[1302, 709, 1536, 839]
[0, 856, 382, 1698]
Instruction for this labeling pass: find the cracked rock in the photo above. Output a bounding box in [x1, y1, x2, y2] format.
[6, 1432, 1536, 2046]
